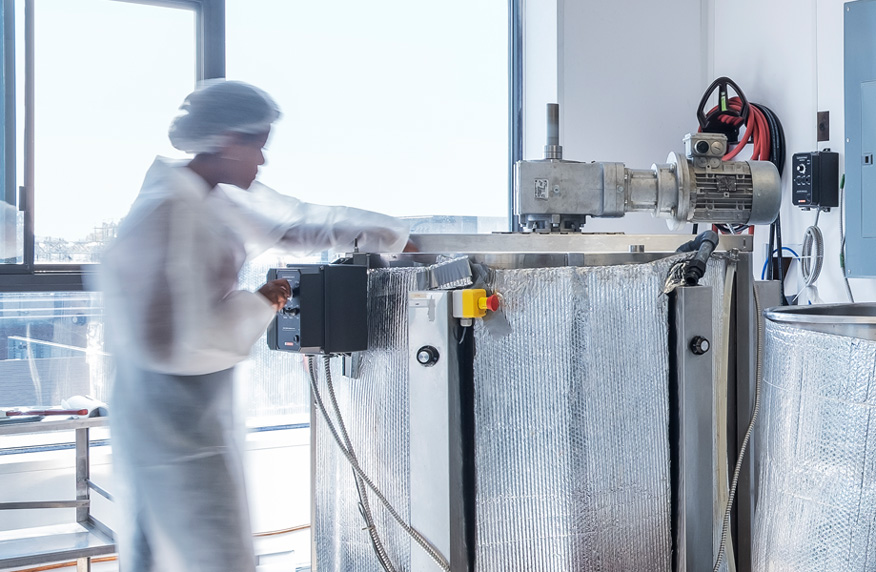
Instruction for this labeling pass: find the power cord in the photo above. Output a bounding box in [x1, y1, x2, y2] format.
[698, 81, 788, 304]
[798, 210, 824, 303]
[839, 174, 855, 302]
[308, 356, 396, 572]
[307, 356, 452, 572]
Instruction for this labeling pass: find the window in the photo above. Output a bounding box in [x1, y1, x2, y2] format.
[225, 0, 513, 416]
[0, 2, 515, 568]
[0, 0, 222, 289]
[0, 290, 107, 406]
[225, 0, 511, 234]
[26, 0, 196, 262]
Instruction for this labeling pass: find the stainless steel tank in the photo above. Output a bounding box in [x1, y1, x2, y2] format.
[754, 304, 876, 571]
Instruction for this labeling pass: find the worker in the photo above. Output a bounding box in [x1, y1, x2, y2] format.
[98, 80, 410, 571]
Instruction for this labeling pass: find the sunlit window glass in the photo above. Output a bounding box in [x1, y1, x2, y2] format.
[226, 0, 510, 234]
[22, 0, 195, 264]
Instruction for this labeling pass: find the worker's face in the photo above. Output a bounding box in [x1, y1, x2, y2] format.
[220, 129, 270, 189]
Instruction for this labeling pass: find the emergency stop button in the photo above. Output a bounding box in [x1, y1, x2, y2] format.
[452, 289, 500, 319]
[479, 294, 500, 313]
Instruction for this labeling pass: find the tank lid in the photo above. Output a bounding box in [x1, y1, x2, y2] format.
[764, 303, 876, 341]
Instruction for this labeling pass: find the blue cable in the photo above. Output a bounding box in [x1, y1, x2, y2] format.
[761, 247, 800, 280]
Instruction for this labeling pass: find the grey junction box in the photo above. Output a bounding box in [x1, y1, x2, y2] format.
[844, 0, 876, 276]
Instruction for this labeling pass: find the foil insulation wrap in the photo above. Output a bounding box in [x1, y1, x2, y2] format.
[313, 254, 731, 571]
[313, 267, 420, 571]
[472, 261, 675, 571]
[753, 321, 876, 571]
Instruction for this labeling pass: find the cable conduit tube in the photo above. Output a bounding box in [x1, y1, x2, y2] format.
[314, 356, 397, 572]
[308, 356, 451, 572]
[713, 261, 737, 572]
[799, 223, 824, 303]
[801, 224, 824, 286]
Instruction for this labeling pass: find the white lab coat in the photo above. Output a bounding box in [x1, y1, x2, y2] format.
[100, 157, 409, 376]
[100, 157, 409, 571]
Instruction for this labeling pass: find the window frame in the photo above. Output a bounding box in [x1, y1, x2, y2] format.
[0, 0, 521, 292]
[0, 0, 225, 291]
[509, 0, 522, 231]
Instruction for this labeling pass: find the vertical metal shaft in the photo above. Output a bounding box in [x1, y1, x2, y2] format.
[546, 103, 559, 147]
[544, 103, 562, 160]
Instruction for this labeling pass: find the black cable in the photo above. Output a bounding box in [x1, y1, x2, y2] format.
[774, 215, 789, 306]
[760, 104, 786, 173]
[753, 102, 789, 303]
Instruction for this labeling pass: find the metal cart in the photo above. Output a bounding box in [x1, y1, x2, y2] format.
[0, 417, 114, 571]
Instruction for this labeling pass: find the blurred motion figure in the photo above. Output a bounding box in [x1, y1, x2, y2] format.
[98, 80, 409, 571]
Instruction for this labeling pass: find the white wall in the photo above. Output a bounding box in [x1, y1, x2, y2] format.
[710, 0, 870, 302]
[524, 0, 560, 161]
[525, 0, 710, 234]
[536, 0, 875, 302]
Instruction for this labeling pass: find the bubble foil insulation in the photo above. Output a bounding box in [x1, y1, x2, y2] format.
[753, 321, 876, 571]
[313, 266, 420, 571]
[472, 261, 675, 571]
[313, 255, 730, 571]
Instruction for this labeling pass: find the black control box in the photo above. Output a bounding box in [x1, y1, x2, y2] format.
[792, 151, 839, 210]
[266, 264, 368, 355]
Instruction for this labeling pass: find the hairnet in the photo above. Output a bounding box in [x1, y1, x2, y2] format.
[168, 80, 281, 155]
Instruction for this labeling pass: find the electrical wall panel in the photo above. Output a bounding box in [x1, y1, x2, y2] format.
[792, 151, 839, 210]
[844, 0, 876, 276]
[266, 264, 368, 354]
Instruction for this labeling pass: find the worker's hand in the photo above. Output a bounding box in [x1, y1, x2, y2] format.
[258, 279, 292, 312]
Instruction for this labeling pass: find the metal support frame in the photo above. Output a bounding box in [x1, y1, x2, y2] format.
[670, 285, 714, 572]
[75, 427, 90, 523]
[313, 233, 761, 571]
[731, 278, 781, 571]
[732, 253, 755, 572]
[730, 254, 781, 572]
[407, 291, 468, 571]
[0, 418, 114, 569]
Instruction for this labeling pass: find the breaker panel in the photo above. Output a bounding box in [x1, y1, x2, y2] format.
[845, 0, 876, 276]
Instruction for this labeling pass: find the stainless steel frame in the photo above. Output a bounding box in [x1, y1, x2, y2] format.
[314, 232, 760, 572]
[0, 417, 114, 571]
[671, 285, 715, 572]
[408, 291, 469, 571]
[395, 233, 756, 572]
[397, 233, 752, 270]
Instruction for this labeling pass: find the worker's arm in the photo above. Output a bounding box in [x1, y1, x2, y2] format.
[218, 182, 410, 256]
